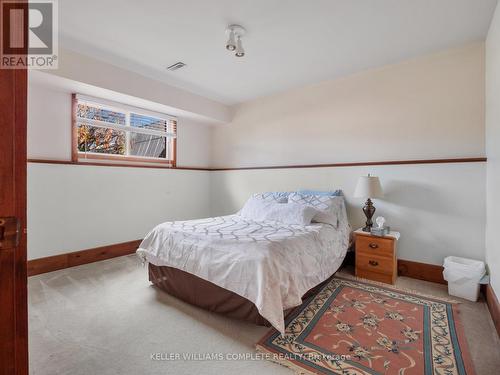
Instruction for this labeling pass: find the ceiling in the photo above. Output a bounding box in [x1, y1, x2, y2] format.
[59, 0, 498, 105]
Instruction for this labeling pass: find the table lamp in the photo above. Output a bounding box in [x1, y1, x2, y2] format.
[354, 174, 384, 232]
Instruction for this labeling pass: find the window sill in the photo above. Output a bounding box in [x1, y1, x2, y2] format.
[76, 152, 175, 166]
[76, 152, 174, 167]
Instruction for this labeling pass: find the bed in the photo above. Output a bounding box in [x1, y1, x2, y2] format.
[137, 193, 350, 334]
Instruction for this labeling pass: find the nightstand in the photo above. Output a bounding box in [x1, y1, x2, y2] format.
[354, 228, 400, 285]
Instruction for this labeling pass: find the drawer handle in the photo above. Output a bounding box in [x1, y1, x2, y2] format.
[369, 243, 379, 249]
[368, 260, 379, 267]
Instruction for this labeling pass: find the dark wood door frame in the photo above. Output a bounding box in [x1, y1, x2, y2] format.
[0, 0, 29, 372]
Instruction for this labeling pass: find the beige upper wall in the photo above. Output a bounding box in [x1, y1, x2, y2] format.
[212, 43, 485, 168]
[27, 82, 213, 168]
[486, 3, 500, 295]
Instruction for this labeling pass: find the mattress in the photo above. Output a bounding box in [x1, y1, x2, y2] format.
[137, 214, 349, 334]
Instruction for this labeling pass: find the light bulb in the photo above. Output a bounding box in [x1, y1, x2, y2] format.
[226, 30, 236, 51]
[235, 36, 245, 57]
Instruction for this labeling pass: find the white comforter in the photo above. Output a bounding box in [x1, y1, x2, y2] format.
[137, 214, 349, 334]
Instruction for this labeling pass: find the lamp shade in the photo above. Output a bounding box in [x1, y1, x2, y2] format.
[353, 175, 384, 199]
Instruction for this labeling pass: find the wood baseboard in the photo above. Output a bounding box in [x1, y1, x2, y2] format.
[485, 284, 500, 337]
[397, 259, 446, 284]
[27, 244, 500, 336]
[396, 259, 499, 336]
[27, 240, 142, 276]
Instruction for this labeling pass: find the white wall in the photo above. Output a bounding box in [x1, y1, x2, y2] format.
[27, 80, 214, 259]
[211, 163, 486, 266]
[486, 3, 500, 295]
[28, 164, 210, 260]
[212, 44, 485, 167]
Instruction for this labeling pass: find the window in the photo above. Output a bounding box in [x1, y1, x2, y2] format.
[72, 94, 177, 167]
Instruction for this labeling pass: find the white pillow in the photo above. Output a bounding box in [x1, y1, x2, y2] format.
[239, 197, 318, 225]
[287, 193, 344, 227]
[252, 192, 289, 203]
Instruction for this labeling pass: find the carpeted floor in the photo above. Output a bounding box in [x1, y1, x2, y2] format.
[29, 255, 500, 375]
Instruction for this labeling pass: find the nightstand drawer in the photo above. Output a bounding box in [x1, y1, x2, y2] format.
[356, 235, 394, 258]
[356, 252, 394, 275]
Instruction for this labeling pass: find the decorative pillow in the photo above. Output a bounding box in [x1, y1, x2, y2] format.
[239, 197, 318, 225]
[336, 197, 349, 231]
[297, 189, 343, 197]
[288, 193, 344, 227]
[252, 191, 290, 203]
[265, 203, 319, 225]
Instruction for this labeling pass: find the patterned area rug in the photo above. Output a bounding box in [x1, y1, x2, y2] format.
[257, 277, 475, 375]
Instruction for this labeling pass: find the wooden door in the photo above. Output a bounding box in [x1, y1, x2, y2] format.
[0, 0, 28, 372]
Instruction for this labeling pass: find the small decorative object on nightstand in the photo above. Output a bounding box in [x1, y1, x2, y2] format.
[371, 216, 390, 236]
[353, 174, 384, 232]
[354, 228, 400, 285]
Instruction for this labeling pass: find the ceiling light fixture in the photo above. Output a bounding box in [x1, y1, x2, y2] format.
[225, 24, 246, 57]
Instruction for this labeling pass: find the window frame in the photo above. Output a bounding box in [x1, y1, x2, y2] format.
[71, 94, 177, 167]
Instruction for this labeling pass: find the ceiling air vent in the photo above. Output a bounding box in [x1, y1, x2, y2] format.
[166, 62, 186, 71]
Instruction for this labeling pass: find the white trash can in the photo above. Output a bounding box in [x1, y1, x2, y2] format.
[443, 256, 485, 302]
